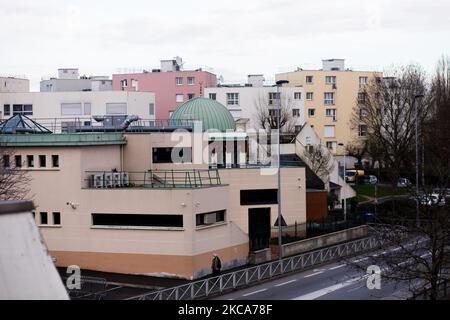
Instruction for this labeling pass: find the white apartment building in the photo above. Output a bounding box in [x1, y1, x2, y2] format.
[0, 91, 155, 130]
[40, 68, 113, 92]
[204, 75, 304, 132]
[0, 77, 30, 93]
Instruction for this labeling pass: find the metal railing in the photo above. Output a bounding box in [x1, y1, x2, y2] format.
[24, 117, 195, 133]
[84, 169, 223, 189]
[128, 236, 379, 300]
[62, 276, 108, 300]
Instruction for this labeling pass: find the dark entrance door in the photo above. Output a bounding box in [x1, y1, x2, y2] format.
[248, 208, 271, 251]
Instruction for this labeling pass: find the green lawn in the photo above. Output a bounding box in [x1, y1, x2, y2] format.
[354, 184, 408, 199]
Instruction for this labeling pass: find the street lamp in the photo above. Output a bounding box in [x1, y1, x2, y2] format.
[414, 93, 424, 228]
[275, 79, 289, 260]
[338, 142, 347, 221]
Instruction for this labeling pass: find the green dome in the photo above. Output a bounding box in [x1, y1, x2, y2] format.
[170, 97, 236, 132]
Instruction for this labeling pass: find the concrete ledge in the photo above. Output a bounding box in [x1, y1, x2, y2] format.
[277, 225, 369, 258]
[248, 248, 272, 265]
[0, 200, 35, 215]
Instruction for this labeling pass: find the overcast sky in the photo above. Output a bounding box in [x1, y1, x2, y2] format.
[1, 0, 450, 91]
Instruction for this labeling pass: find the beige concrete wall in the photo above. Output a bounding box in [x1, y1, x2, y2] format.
[276, 70, 382, 155]
[219, 167, 307, 233]
[0, 77, 29, 93]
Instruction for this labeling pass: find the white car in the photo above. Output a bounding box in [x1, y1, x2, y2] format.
[419, 193, 446, 206]
[397, 178, 411, 188]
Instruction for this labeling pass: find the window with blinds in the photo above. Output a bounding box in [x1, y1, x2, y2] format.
[106, 103, 127, 115]
[61, 103, 82, 116]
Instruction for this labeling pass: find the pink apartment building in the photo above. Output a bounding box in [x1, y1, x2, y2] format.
[112, 57, 217, 119]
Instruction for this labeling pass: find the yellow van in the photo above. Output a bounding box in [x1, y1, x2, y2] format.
[345, 169, 364, 182]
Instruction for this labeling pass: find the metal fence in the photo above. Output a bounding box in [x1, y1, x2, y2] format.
[128, 236, 379, 300]
[62, 276, 108, 300]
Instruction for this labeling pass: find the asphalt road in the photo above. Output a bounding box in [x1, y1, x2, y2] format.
[213, 244, 426, 300]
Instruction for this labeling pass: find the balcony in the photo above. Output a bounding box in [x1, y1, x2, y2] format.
[83, 169, 223, 189]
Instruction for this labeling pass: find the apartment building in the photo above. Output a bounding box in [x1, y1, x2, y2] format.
[0, 76, 29, 93]
[40, 68, 113, 92]
[112, 57, 217, 120]
[0, 98, 307, 279]
[0, 91, 155, 131]
[204, 75, 304, 132]
[276, 59, 382, 156]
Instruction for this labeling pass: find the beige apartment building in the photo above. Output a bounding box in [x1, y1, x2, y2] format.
[276, 59, 382, 156]
[0, 98, 308, 280]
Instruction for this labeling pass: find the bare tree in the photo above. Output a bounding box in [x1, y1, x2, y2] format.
[302, 145, 335, 183]
[254, 91, 297, 133]
[351, 65, 431, 188]
[350, 200, 450, 300]
[0, 149, 31, 200]
[345, 140, 367, 168]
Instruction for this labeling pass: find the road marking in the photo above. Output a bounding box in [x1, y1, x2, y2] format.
[303, 271, 324, 278]
[292, 276, 367, 300]
[274, 280, 296, 287]
[391, 247, 401, 251]
[242, 289, 267, 297]
[328, 264, 346, 270]
[352, 257, 369, 263]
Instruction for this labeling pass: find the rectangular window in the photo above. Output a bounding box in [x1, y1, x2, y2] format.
[196, 210, 226, 226]
[106, 103, 127, 115]
[187, 93, 195, 100]
[324, 125, 335, 138]
[131, 79, 139, 91]
[4, 104, 10, 116]
[176, 94, 184, 103]
[358, 125, 368, 137]
[12, 104, 33, 116]
[40, 212, 48, 225]
[292, 109, 300, 117]
[15, 155, 22, 168]
[149, 103, 155, 116]
[52, 155, 59, 168]
[187, 77, 195, 85]
[358, 92, 366, 104]
[152, 147, 192, 163]
[209, 93, 216, 100]
[306, 92, 314, 101]
[27, 155, 34, 168]
[268, 92, 280, 105]
[240, 189, 278, 205]
[269, 109, 277, 117]
[325, 109, 336, 118]
[120, 79, 127, 89]
[308, 108, 315, 117]
[324, 92, 335, 105]
[3, 155, 10, 168]
[359, 77, 368, 85]
[306, 76, 313, 84]
[226, 93, 239, 106]
[325, 76, 336, 84]
[39, 155, 46, 168]
[53, 212, 61, 225]
[359, 108, 368, 119]
[84, 103, 91, 115]
[294, 92, 302, 100]
[92, 213, 183, 228]
[175, 77, 183, 85]
[61, 103, 82, 116]
[326, 141, 337, 152]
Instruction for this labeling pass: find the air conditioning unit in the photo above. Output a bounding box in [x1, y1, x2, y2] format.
[121, 172, 129, 186]
[104, 172, 113, 188]
[93, 174, 104, 188]
[112, 172, 122, 187]
[203, 213, 217, 225]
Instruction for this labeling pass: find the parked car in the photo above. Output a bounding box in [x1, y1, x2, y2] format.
[397, 178, 412, 188]
[418, 193, 446, 206]
[351, 211, 375, 222]
[345, 169, 365, 183]
[357, 175, 378, 185]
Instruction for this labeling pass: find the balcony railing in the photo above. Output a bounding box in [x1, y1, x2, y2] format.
[84, 169, 223, 189]
[22, 117, 195, 134]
